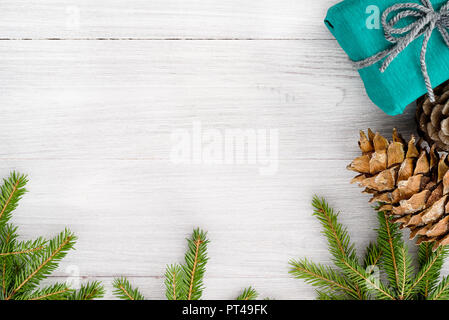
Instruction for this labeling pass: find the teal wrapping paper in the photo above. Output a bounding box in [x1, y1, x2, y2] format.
[325, 0, 449, 115]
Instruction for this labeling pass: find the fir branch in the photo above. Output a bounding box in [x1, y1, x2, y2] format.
[428, 276, 449, 300]
[316, 290, 350, 300]
[311, 197, 365, 299]
[377, 211, 404, 295]
[405, 246, 448, 299]
[418, 242, 433, 298]
[397, 245, 414, 299]
[289, 258, 359, 299]
[363, 243, 382, 269]
[311, 196, 356, 261]
[69, 281, 105, 300]
[0, 237, 46, 257]
[1, 262, 5, 297]
[0, 224, 19, 252]
[418, 243, 448, 299]
[236, 287, 259, 300]
[165, 264, 184, 300]
[22, 283, 72, 300]
[182, 228, 209, 300]
[0, 247, 44, 257]
[6, 229, 76, 300]
[341, 256, 395, 300]
[0, 172, 27, 229]
[0, 224, 17, 297]
[113, 277, 145, 300]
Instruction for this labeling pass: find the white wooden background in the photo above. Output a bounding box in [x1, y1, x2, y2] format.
[0, 0, 428, 300]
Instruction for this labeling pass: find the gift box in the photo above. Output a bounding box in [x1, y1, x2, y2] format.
[325, 0, 449, 115]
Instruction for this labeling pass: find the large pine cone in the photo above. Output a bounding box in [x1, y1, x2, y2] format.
[416, 81, 449, 152]
[348, 129, 449, 250]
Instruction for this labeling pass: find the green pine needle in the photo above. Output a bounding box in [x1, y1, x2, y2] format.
[69, 281, 105, 300]
[311, 196, 356, 261]
[405, 246, 448, 299]
[20, 283, 72, 300]
[289, 258, 359, 299]
[418, 243, 449, 299]
[6, 229, 77, 300]
[316, 290, 350, 300]
[236, 287, 259, 300]
[0, 172, 104, 300]
[341, 255, 395, 300]
[0, 172, 27, 230]
[363, 243, 382, 269]
[428, 276, 449, 300]
[181, 228, 209, 300]
[115, 228, 263, 300]
[165, 264, 184, 300]
[291, 196, 449, 300]
[376, 210, 414, 298]
[112, 277, 145, 300]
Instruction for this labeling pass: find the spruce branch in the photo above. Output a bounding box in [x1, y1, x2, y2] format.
[428, 276, 449, 300]
[0, 238, 46, 258]
[22, 283, 72, 300]
[113, 277, 145, 300]
[0, 172, 103, 300]
[292, 197, 449, 300]
[418, 243, 448, 299]
[182, 228, 209, 300]
[310, 197, 365, 299]
[0, 172, 27, 229]
[289, 258, 359, 298]
[236, 287, 259, 300]
[114, 228, 262, 300]
[165, 264, 184, 300]
[363, 243, 382, 269]
[377, 211, 414, 299]
[316, 290, 350, 300]
[341, 256, 395, 300]
[6, 229, 76, 300]
[418, 242, 433, 298]
[311, 196, 356, 261]
[405, 246, 448, 299]
[69, 281, 105, 300]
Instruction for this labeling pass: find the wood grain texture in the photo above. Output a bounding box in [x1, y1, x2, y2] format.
[1, 0, 336, 39]
[0, 40, 416, 160]
[0, 1, 439, 300]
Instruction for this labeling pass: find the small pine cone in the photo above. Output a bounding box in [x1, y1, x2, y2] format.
[348, 129, 449, 251]
[416, 81, 449, 152]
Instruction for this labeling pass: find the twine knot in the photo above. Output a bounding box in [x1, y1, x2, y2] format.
[355, 0, 449, 102]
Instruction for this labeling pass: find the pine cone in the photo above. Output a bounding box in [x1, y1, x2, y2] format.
[416, 81, 449, 152]
[348, 129, 449, 250]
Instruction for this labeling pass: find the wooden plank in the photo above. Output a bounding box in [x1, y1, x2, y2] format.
[45, 276, 316, 300]
[4, 159, 381, 278]
[0, 16, 429, 300]
[6, 158, 434, 299]
[0, 0, 338, 39]
[0, 40, 417, 162]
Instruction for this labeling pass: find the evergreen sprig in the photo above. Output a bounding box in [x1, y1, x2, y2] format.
[164, 264, 184, 300]
[182, 228, 209, 300]
[236, 287, 259, 300]
[0, 172, 104, 300]
[113, 228, 264, 300]
[113, 277, 145, 300]
[290, 196, 449, 300]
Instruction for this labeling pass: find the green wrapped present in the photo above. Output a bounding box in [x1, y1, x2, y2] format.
[325, 0, 449, 115]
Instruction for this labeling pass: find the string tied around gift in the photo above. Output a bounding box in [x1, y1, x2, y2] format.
[354, 0, 449, 103]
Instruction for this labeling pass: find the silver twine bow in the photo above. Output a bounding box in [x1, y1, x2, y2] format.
[354, 0, 449, 102]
